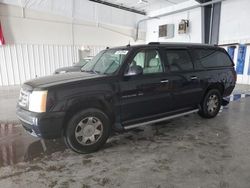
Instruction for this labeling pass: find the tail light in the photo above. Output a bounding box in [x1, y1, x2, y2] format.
[233, 69, 237, 82]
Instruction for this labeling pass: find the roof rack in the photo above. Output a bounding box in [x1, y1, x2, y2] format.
[148, 42, 160, 45]
[147, 42, 216, 47]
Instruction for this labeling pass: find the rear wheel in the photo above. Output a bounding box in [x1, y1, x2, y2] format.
[198, 89, 222, 118]
[64, 108, 111, 154]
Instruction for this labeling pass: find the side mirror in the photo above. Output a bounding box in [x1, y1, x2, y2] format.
[125, 65, 143, 76]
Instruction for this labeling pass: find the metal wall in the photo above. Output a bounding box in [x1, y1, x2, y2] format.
[0, 44, 105, 86]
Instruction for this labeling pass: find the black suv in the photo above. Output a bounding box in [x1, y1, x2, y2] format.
[16, 43, 236, 153]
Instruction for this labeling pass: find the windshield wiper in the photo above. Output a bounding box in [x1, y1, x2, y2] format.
[93, 70, 101, 74]
[81, 69, 100, 74]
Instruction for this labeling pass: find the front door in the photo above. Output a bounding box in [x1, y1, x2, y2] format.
[120, 49, 173, 123]
[120, 49, 173, 122]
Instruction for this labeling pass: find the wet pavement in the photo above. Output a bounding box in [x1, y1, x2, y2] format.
[0, 85, 250, 187]
[0, 94, 249, 187]
[0, 86, 20, 123]
[0, 124, 66, 167]
[0, 92, 249, 168]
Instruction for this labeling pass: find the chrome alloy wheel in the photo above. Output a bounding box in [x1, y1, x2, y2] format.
[75, 117, 103, 145]
[207, 94, 219, 113]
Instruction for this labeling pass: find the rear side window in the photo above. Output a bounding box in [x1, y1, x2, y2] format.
[165, 50, 193, 72]
[194, 49, 233, 68]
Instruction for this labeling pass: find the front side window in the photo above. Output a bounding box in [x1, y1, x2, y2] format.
[128, 50, 163, 74]
[82, 49, 129, 75]
[165, 50, 193, 72]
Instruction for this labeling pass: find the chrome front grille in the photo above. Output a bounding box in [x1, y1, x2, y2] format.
[18, 88, 30, 108]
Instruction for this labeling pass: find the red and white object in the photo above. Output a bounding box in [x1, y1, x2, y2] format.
[0, 22, 5, 45]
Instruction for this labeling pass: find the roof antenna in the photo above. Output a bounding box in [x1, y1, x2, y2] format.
[127, 40, 130, 47]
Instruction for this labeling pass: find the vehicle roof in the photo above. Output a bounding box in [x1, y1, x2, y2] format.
[109, 42, 220, 50]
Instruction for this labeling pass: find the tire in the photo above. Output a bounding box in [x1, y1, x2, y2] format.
[64, 108, 111, 154]
[198, 89, 222, 119]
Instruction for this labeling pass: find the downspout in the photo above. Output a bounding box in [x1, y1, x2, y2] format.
[72, 0, 75, 47]
[135, 18, 159, 41]
[209, 3, 214, 44]
[21, 0, 33, 18]
[135, 0, 226, 41]
[71, 0, 77, 63]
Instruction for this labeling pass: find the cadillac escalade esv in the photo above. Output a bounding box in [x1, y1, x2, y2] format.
[16, 43, 236, 153]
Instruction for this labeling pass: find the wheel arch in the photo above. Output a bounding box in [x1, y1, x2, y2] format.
[200, 83, 224, 105]
[205, 83, 225, 96]
[62, 96, 115, 134]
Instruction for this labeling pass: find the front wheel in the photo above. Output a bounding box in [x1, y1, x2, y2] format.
[198, 89, 222, 118]
[64, 108, 111, 154]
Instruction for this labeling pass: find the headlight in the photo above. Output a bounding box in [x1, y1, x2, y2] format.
[29, 90, 48, 113]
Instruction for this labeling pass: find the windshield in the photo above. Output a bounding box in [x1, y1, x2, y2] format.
[81, 49, 129, 75]
[74, 59, 89, 67]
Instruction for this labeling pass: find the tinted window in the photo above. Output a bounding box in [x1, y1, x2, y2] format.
[194, 49, 233, 68]
[165, 50, 193, 71]
[129, 50, 163, 74]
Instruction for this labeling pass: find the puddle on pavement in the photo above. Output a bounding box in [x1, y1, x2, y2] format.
[0, 93, 249, 168]
[0, 124, 66, 167]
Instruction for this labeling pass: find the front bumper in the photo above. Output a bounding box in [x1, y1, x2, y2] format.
[16, 106, 65, 139]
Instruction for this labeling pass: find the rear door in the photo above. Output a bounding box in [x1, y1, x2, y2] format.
[163, 48, 204, 110]
[120, 48, 173, 123]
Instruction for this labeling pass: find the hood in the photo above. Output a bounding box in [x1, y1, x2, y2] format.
[54, 66, 81, 73]
[25, 72, 105, 89]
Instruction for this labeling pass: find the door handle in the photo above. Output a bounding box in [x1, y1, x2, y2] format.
[190, 76, 198, 80]
[161, 79, 169, 83]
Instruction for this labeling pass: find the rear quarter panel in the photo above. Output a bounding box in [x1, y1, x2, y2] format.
[203, 67, 236, 97]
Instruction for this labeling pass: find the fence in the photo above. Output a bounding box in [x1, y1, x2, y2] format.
[0, 44, 105, 86]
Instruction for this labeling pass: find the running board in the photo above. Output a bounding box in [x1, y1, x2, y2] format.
[124, 109, 199, 130]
